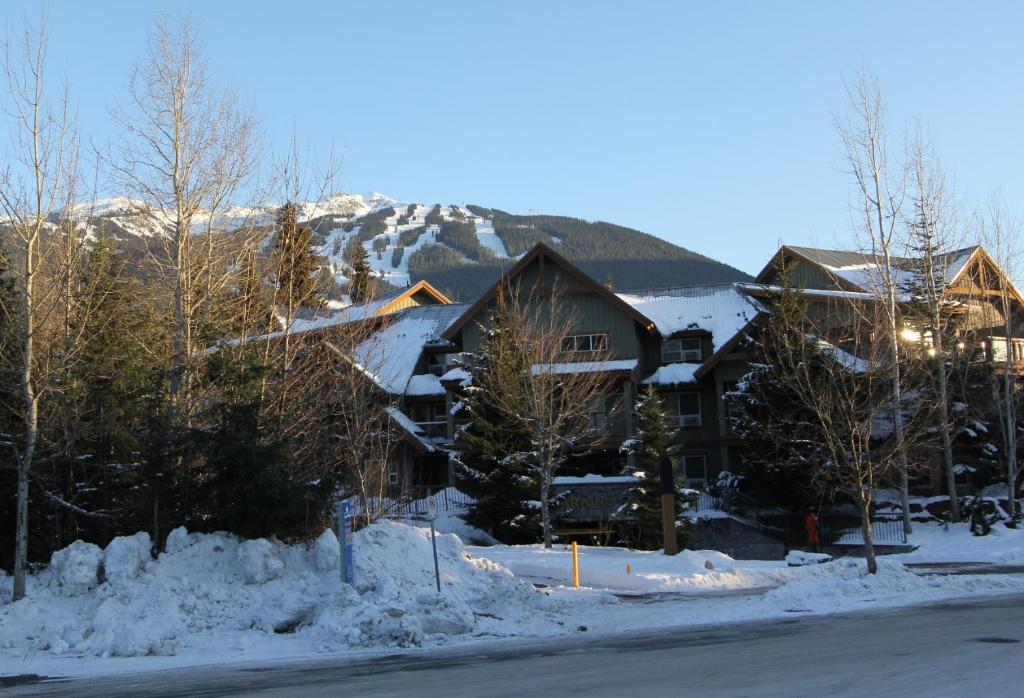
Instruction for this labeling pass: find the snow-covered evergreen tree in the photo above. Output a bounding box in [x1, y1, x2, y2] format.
[618, 385, 677, 549]
[455, 316, 541, 544]
[347, 242, 376, 303]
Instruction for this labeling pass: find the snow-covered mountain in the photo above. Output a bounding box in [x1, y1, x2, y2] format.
[32, 193, 751, 299]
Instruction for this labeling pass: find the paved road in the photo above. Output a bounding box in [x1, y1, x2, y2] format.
[6, 595, 1023, 697]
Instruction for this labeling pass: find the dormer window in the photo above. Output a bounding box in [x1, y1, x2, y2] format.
[427, 352, 455, 376]
[561, 333, 608, 353]
[662, 337, 702, 364]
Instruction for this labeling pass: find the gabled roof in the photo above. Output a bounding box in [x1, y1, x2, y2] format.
[615, 284, 763, 352]
[337, 280, 451, 323]
[441, 243, 658, 340]
[756, 244, 983, 295]
[353, 303, 468, 396]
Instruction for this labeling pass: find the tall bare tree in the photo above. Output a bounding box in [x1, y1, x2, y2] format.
[903, 135, 964, 520]
[109, 16, 260, 425]
[473, 284, 617, 548]
[0, 16, 80, 600]
[750, 285, 914, 573]
[981, 197, 1022, 518]
[834, 72, 914, 534]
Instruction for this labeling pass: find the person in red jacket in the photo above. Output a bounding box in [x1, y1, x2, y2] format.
[805, 512, 820, 553]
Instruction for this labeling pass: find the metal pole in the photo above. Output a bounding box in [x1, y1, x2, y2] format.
[430, 520, 441, 593]
[572, 541, 580, 588]
[337, 501, 346, 585]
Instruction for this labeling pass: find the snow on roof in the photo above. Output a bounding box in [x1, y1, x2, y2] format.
[815, 338, 870, 374]
[736, 283, 879, 302]
[642, 363, 699, 386]
[552, 474, 640, 485]
[785, 245, 981, 296]
[405, 374, 445, 397]
[530, 359, 638, 376]
[616, 284, 761, 351]
[354, 304, 469, 395]
[440, 367, 471, 385]
[384, 406, 436, 453]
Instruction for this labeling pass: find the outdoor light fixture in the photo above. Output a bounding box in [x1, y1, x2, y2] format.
[899, 327, 922, 342]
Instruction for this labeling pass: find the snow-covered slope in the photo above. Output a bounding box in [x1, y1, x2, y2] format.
[22, 192, 751, 299]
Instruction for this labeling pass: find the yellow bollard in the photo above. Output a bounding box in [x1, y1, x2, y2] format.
[572, 541, 580, 588]
[626, 563, 632, 574]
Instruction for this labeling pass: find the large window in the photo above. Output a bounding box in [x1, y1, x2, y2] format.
[426, 352, 456, 376]
[561, 333, 609, 353]
[662, 337, 702, 363]
[668, 392, 702, 428]
[410, 402, 447, 438]
[721, 381, 739, 430]
[589, 394, 624, 434]
[679, 455, 707, 488]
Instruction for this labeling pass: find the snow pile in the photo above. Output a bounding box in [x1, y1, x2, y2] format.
[763, 557, 1024, 613]
[51, 540, 104, 595]
[785, 550, 832, 567]
[103, 532, 152, 587]
[895, 520, 1024, 564]
[0, 521, 557, 659]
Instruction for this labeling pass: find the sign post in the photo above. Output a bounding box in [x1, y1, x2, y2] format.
[338, 501, 354, 586]
[425, 495, 441, 593]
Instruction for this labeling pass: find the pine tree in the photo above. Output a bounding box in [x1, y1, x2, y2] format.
[455, 310, 541, 544]
[273, 203, 326, 310]
[347, 241, 376, 303]
[618, 385, 678, 549]
[65, 239, 170, 543]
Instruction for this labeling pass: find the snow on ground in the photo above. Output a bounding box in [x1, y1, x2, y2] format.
[4, 516, 1024, 679]
[893, 520, 1024, 564]
[0, 522, 571, 666]
[474, 218, 509, 258]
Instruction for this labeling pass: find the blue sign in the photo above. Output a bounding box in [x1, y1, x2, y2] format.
[338, 501, 354, 586]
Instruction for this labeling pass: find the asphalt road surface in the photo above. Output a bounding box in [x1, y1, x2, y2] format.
[6, 594, 1023, 697]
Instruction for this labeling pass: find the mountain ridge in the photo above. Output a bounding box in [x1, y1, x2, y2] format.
[6, 193, 751, 301]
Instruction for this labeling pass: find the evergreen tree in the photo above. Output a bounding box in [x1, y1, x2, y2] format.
[618, 385, 678, 549]
[455, 308, 541, 544]
[347, 240, 376, 303]
[195, 349, 333, 539]
[64, 239, 170, 544]
[273, 203, 326, 309]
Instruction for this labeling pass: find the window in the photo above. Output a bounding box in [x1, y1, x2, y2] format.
[589, 394, 623, 433]
[427, 352, 459, 376]
[388, 462, 400, 486]
[669, 392, 702, 427]
[561, 333, 609, 353]
[662, 337, 702, 363]
[410, 402, 446, 424]
[679, 455, 707, 489]
[721, 381, 739, 428]
[410, 402, 447, 438]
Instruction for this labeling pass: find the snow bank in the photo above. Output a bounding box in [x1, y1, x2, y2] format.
[0, 521, 557, 659]
[51, 540, 104, 595]
[894, 520, 1024, 564]
[103, 532, 152, 587]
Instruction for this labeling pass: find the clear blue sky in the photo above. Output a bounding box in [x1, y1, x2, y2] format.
[6, 1, 1023, 276]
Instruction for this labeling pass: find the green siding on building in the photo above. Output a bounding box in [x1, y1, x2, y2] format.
[458, 255, 648, 360]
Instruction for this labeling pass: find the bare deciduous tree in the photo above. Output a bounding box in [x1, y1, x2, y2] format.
[903, 135, 965, 520]
[753, 285, 916, 573]
[981, 197, 1022, 518]
[834, 72, 914, 534]
[108, 16, 260, 423]
[0, 16, 80, 600]
[473, 284, 618, 548]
